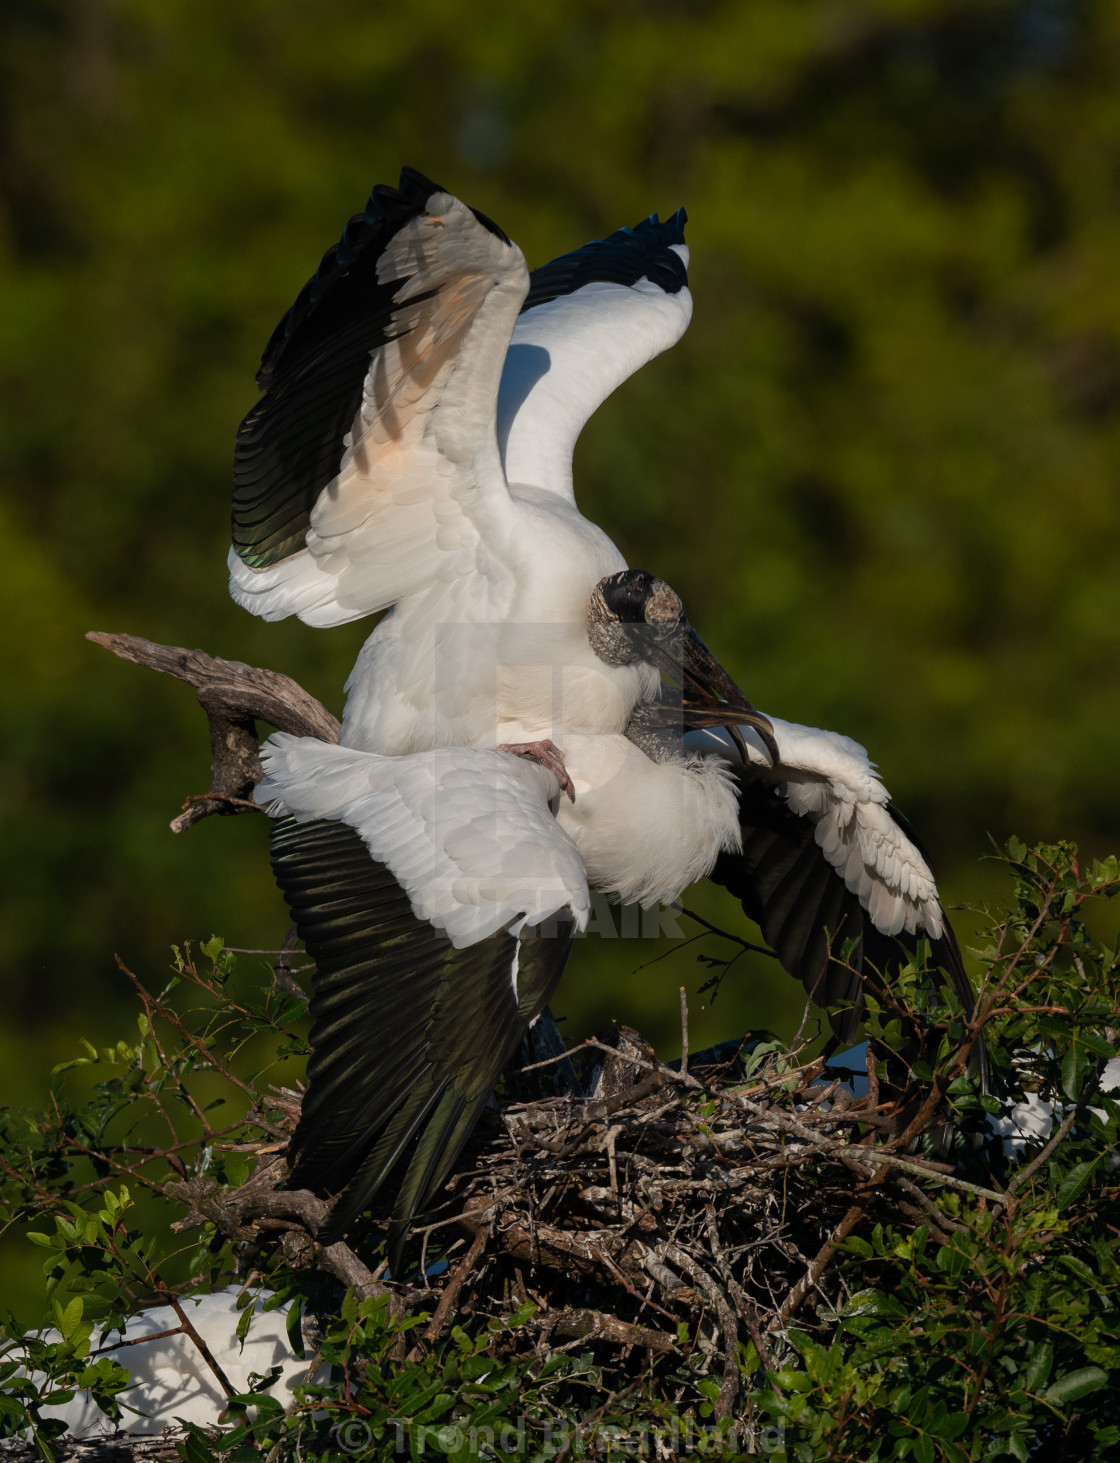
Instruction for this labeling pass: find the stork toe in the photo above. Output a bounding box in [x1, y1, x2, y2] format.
[497, 738, 577, 802]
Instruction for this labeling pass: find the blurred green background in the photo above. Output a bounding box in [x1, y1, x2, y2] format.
[3, 0, 1119, 1314]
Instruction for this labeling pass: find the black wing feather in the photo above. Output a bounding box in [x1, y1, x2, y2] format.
[522, 208, 688, 313]
[232, 168, 449, 568]
[710, 768, 985, 1080]
[271, 815, 574, 1267]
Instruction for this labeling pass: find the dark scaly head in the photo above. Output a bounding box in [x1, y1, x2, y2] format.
[587, 571, 779, 764]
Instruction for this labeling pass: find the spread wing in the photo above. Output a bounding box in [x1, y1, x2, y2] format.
[230, 168, 528, 627]
[272, 816, 575, 1267]
[256, 734, 589, 943]
[256, 735, 588, 1265]
[497, 210, 693, 502]
[702, 719, 984, 1081]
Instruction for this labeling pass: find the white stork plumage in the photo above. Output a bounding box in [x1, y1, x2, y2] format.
[28, 1288, 314, 1435]
[229, 167, 780, 934]
[226, 170, 985, 1262]
[228, 168, 692, 758]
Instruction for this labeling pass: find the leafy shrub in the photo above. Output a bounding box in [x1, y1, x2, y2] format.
[0, 842, 1116, 1461]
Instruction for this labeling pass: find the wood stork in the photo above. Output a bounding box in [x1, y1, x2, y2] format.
[228, 169, 707, 775]
[255, 573, 982, 1264]
[228, 171, 985, 1257]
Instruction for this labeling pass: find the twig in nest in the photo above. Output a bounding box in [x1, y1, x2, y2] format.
[550, 1308, 676, 1353]
[767, 1198, 872, 1334]
[679, 987, 689, 1081]
[712, 1294, 741, 1420]
[412, 1228, 489, 1356]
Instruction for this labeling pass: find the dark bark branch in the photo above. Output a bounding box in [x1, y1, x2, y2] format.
[168, 1158, 392, 1305]
[416, 1228, 489, 1352]
[86, 631, 339, 832]
[165, 1294, 237, 1400]
[549, 1307, 676, 1353]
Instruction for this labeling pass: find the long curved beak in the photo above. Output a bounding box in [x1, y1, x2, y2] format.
[654, 628, 780, 767]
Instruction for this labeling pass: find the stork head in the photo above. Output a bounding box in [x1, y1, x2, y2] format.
[587, 571, 780, 764]
[586, 570, 684, 665]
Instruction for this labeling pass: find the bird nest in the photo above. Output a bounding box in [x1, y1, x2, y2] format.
[76, 629, 993, 1427]
[166, 1022, 994, 1424]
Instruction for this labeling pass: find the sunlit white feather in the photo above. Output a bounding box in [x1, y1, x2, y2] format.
[256, 734, 590, 944]
[693, 718, 944, 940]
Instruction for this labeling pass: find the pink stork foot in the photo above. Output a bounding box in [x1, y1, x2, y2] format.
[497, 738, 576, 802]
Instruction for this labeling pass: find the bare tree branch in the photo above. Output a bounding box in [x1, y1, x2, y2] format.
[86, 632, 339, 831]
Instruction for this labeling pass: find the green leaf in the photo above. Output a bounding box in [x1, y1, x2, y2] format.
[1061, 1042, 1088, 1102]
[234, 1297, 256, 1342]
[53, 1296, 84, 1341]
[177, 1422, 221, 1463]
[1056, 1158, 1100, 1210]
[1007, 1429, 1029, 1462]
[284, 1297, 305, 1360]
[1023, 1340, 1054, 1394]
[912, 1434, 935, 1463]
[1044, 1367, 1109, 1405]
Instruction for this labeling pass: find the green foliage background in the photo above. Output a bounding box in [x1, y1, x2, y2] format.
[3, 0, 1119, 1309]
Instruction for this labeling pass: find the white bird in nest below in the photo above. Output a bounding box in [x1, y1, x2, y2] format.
[24, 1288, 317, 1437]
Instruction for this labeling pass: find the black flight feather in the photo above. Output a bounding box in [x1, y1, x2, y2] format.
[522, 207, 688, 313]
[710, 768, 988, 1090]
[232, 168, 512, 569]
[270, 815, 574, 1269]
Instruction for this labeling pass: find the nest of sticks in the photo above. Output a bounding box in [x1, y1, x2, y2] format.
[168, 1019, 996, 1424]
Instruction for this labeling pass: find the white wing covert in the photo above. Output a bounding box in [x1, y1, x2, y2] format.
[256, 733, 589, 945]
[705, 718, 944, 941]
[230, 169, 528, 627]
[757, 718, 943, 939]
[498, 210, 692, 503]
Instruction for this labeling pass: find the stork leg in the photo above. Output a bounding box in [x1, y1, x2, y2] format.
[496, 738, 576, 802]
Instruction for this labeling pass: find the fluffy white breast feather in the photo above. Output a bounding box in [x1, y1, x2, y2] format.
[555, 731, 742, 908]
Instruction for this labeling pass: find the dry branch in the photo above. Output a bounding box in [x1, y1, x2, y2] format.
[0, 1436, 192, 1462]
[86, 632, 339, 831]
